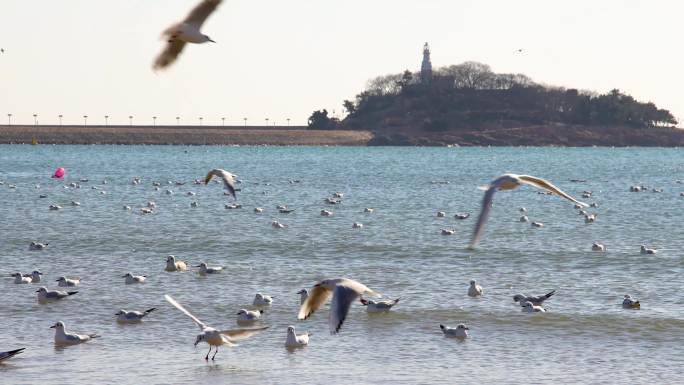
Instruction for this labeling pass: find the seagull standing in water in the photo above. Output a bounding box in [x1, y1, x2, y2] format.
[153, 0, 222, 70]
[204, 169, 237, 199]
[298, 278, 380, 334]
[470, 174, 588, 248]
[164, 295, 268, 360]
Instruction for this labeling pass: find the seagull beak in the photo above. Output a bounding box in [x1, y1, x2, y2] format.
[49, 324, 56, 329]
[464, 327, 470, 330]
[208, 39, 216, 43]
[36, 289, 40, 292]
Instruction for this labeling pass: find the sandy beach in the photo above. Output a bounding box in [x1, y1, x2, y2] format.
[0, 125, 374, 146]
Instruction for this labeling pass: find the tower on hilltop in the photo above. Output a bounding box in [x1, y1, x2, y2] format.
[420, 42, 432, 84]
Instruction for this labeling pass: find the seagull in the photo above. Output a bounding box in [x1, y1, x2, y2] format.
[531, 221, 544, 228]
[437, 211, 446, 218]
[24, 271, 43, 283]
[116, 308, 157, 324]
[71, 201, 81, 206]
[359, 297, 400, 313]
[10, 273, 32, 284]
[640, 245, 657, 255]
[165, 255, 188, 272]
[49, 204, 61, 211]
[441, 229, 455, 235]
[253, 293, 274, 307]
[204, 169, 236, 199]
[285, 326, 311, 348]
[584, 214, 597, 223]
[37, 287, 78, 303]
[29, 242, 48, 251]
[56, 276, 80, 287]
[271, 220, 286, 228]
[50, 321, 99, 346]
[140, 207, 154, 214]
[153, 0, 222, 70]
[0, 348, 25, 363]
[364, 208, 374, 213]
[470, 174, 588, 248]
[254, 207, 264, 213]
[165, 295, 268, 360]
[513, 290, 555, 306]
[592, 243, 606, 252]
[622, 294, 640, 309]
[122, 273, 147, 284]
[190, 201, 199, 207]
[320, 210, 333, 216]
[196, 262, 223, 275]
[352, 222, 364, 229]
[454, 213, 470, 220]
[297, 289, 309, 305]
[237, 309, 263, 324]
[297, 278, 380, 334]
[519, 215, 529, 222]
[440, 324, 469, 339]
[521, 302, 546, 313]
[468, 280, 483, 297]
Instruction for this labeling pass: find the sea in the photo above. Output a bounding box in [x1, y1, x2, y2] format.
[0, 145, 682, 384]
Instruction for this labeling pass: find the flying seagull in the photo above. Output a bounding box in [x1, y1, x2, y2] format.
[470, 174, 587, 248]
[204, 169, 237, 198]
[165, 294, 268, 360]
[153, 0, 222, 70]
[298, 278, 380, 334]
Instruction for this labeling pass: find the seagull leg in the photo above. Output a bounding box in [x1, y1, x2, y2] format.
[205, 346, 211, 360]
[211, 346, 218, 361]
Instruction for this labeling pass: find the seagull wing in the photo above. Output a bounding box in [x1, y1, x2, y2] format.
[153, 39, 187, 71]
[518, 175, 588, 207]
[297, 285, 333, 320]
[469, 185, 497, 249]
[183, 0, 222, 28]
[0, 348, 25, 362]
[220, 326, 269, 341]
[164, 294, 207, 331]
[205, 169, 236, 198]
[329, 284, 361, 334]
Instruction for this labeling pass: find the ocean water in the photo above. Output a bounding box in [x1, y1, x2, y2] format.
[0, 145, 682, 385]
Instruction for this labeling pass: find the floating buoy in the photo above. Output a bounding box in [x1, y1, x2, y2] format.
[52, 167, 65, 179]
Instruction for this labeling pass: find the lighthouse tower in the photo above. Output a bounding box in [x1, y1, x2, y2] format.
[420, 42, 433, 84]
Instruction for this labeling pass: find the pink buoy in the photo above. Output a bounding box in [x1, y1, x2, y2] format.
[52, 167, 65, 179]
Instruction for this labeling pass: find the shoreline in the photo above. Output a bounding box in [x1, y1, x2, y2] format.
[0, 125, 374, 146]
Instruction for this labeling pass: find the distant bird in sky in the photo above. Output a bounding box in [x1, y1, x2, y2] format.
[153, 0, 222, 70]
[204, 168, 236, 199]
[469, 174, 588, 248]
[514, 48, 524, 53]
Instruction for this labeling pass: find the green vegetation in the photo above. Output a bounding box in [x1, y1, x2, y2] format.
[308, 62, 677, 132]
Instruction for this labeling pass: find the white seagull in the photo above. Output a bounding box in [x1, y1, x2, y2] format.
[470, 174, 588, 248]
[51, 321, 99, 346]
[592, 243, 606, 252]
[0, 348, 25, 363]
[253, 293, 274, 307]
[123, 273, 147, 284]
[204, 168, 237, 199]
[196, 262, 223, 275]
[285, 326, 311, 348]
[640, 245, 657, 255]
[440, 324, 469, 339]
[37, 287, 78, 303]
[165, 295, 268, 360]
[10, 273, 32, 284]
[165, 255, 188, 272]
[359, 297, 400, 313]
[153, 0, 222, 70]
[468, 280, 483, 297]
[236, 309, 263, 324]
[29, 242, 48, 251]
[116, 308, 157, 324]
[56, 276, 80, 287]
[297, 278, 380, 334]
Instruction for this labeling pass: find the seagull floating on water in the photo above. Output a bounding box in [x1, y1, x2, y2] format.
[24, 271, 43, 283]
[153, 0, 222, 70]
[513, 290, 555, 306]
[29, 242, 48, 251]
[640, 245, 657, 254]
[165, 295, 267, 360]
[123, 273, 147, 284]
[360, 297, 400, 313]
[622, 294, 640, 309]
[253, 293, 274, 307]
[196, 262, 223, 275]
[51, 321, 99, 346]
[285, 326, 311, 348]
[237, 309, 263, 324]
[56, 276, 80, 287]
[440, 324, 469, 339]
[592, 243, 606, 252]
[165, 255, 188, 272]
[468, 280, 483, 297]
[298, 278, 380, 334]
[10, 273, 31, 284]
[37, 287, 78, 303]
[470, 174, 587, 248]
[352, 222, 363, 229]
[116, 308, 157, 324]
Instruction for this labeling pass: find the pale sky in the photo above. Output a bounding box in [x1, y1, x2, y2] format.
[1, 0, 682, 126]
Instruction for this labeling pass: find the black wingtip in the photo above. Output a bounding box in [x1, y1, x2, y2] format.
[68, 291, 78, 295]
[145, 308, 157, 314]
[546, 290, 556, 298]
[440, 324, 445, 329]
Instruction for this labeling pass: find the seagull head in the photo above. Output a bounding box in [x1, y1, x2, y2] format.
[32, 270, 43, 275]
[236, 309, 247, 316]
[194, 334, 205, 346]
[469, 280, 477, 286]
[255, 293, 264, 300]
[297, 289, 308, 295]
[359, 298, 369, 306]
[167, 255, 176, 262]
[204, 35, 215, 43]
[50, 321, 65, 329]
[457, 324, 469, 330]
[115, 310, 125, 315]
[36, 287, 48, 293]
[287, 326, 295, 334]
[513, 294, 526, 302]
[122, 273, 133, 278]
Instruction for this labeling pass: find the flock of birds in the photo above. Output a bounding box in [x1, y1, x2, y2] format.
[2, 166, 667, 365]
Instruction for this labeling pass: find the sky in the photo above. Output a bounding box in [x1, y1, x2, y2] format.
[1, 0, 683, 126]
